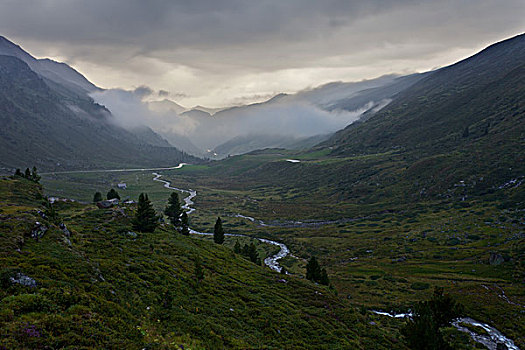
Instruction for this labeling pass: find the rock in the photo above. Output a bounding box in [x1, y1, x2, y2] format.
[31, 222, 47, 239]
[127, 231, 137, 238]
[9, 273, 37, 288]
[489, 252, 504, 266]
[59, 223, 71, 237]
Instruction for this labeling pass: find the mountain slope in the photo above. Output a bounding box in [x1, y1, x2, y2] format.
[0, 177, 397, 349]
[0, 54, 195, 172]
[0, 35, 97, 95]
[327, 33, 525, 155]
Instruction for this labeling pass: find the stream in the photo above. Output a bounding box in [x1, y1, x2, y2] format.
[152, 169, 289, 272]
[371, 310, 520, 350]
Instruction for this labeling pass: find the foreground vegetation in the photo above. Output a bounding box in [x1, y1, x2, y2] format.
[1, 177, 406, 349]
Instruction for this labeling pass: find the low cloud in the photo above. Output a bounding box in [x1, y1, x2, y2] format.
[90, 87, 372, 153]
[133, 85, 153, 98]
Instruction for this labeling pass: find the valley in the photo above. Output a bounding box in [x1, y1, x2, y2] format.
[0, 13, 523, 349]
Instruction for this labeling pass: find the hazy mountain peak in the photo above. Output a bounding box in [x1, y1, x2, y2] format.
[0, 35, 97, 94]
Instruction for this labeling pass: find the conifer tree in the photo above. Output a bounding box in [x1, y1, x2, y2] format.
[31, 166, 41, 183]
[306, 256, 321, 282]
[319, 268, 330, 286]
[107, 188, 120, 200]
[24, 168, 31, 179]
[164, 192, 182, 226]
[93, 192, 103, 203]
[14, 169, 22, 177]
[241, 242, 259, 263]
[401, 287, 463, 350]
[194, 256, 204, 281]
[213, 216, 224, 244]
[233, 240, 241, 254]
[180, 211, 190, 236]
[132, 193, 158, 232]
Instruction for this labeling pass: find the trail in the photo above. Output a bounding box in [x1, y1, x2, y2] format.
[151, 167, 289, 272]
[371, 310, 520, 350]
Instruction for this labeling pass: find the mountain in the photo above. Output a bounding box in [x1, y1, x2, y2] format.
[195, 33, 524, 209]
[147, 98, 187, 114]
[179, 108, 212, 119]
[327, 33, 525, 156]
[0, 36, 97, 95]
[161, 73, 425, 157]
[213, 134, 331, 158]
[192, 105, 227, 115]
[0, 36, 197, 172]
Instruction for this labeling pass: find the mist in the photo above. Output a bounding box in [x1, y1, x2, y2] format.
[90, 86, 375, 156]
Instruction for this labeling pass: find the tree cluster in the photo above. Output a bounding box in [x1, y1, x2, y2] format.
[234, 240, 261, 265]
[14, 167, 40, 184]
[306, 256, 330, 285]
[401, 287, 463, 350]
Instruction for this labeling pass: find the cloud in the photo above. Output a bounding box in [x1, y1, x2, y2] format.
[90, 85, 373, 153]
[1, 1, 523, 106]
[133, 85, 153, 98]
[158, 90, 169, 97]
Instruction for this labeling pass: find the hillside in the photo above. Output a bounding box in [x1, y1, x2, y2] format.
[327, 33, 525, 155]
[0, 41, 198, 172]
[0, 177, 399, 349]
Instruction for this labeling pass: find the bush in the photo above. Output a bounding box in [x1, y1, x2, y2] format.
[411, 282, 430, 290]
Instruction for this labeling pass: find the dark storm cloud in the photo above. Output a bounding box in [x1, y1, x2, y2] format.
[0, 0, 523, 106]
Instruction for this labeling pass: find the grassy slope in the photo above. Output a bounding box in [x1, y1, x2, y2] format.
[39, 156, 525, 348]
[0, 177, 403, 349]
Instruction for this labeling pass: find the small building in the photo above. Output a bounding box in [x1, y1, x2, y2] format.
[96, 198, 119, 209]
[117, 183, 127, 190]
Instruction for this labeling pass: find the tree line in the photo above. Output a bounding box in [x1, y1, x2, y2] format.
[13, 167, 40, 184]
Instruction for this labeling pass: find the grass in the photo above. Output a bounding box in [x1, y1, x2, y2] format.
[2, 177, 408, 349]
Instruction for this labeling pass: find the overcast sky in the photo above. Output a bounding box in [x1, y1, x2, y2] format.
[0, 0, 523, 107]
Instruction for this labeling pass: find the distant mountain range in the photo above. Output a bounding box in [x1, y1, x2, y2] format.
[226, 33, 524, 204]
[149, 73, 426, 158]
[0, 36, 196, 172]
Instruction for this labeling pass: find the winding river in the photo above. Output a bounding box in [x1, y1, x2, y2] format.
[152, 170, 289, 272]
[45, 163, 520, 348]
[371, 310, 520, 350]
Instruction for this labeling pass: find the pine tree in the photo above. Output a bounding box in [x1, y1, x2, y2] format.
[213, 217, 224, 244]
[401, 287, 463, 350]
[24, 168, 31, 179]
[31, 166, 41, 183]
[93, 192, 103, 203]
[132, 193, 158, 232]
[319, 268, 330, 286]
[164, 192, 182, 226]
[306, 256, 321, 282]
[194, 256, 204, 281]
[107, 188, 120, 200]
[14, 169, 22, 177]
[241, 242, 259, 263]
[233, 240, 241, 254]
[248, 242, 258, 263]
[180, 211, 190, 236]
